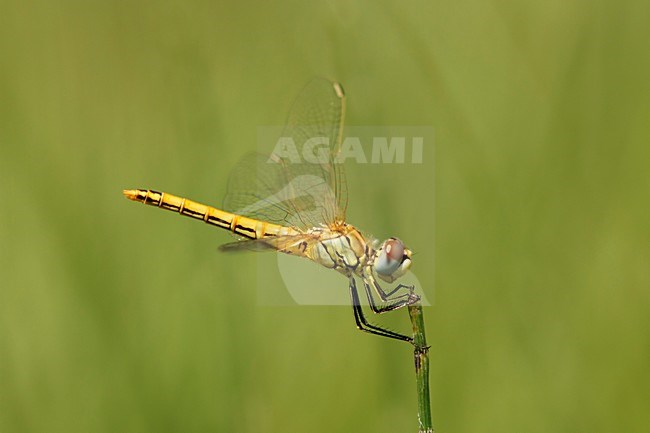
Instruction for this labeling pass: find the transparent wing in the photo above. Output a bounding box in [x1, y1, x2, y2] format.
[223, 152, 307, 227]
[223, 78, 347, 229]
[219, 233, 321, 253]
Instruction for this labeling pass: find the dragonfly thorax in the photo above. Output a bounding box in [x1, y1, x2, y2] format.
[301, 224, 370, 275]
[299, 226, 412, 283]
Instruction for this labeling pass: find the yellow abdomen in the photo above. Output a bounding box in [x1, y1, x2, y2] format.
[123, 189, 296, 239]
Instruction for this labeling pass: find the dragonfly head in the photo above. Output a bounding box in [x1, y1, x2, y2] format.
[373, 238, 412, 283]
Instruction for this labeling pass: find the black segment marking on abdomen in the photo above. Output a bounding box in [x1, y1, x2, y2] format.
[182, 207, 204, 219]
[161, 202, 180, 211]
[234, 224, 256, 239]
[206, 214, 230, 228]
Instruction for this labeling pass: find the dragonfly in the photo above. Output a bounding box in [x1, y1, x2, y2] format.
[123, 78, 420, 343]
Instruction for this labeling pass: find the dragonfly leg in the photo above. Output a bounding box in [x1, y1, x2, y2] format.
[362, 270, 420, 313]
[349, 278, 413, 343]
[362, 279, 419, 314]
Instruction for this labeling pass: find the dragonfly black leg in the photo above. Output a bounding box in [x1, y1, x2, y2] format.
[361, 270, 420, 314]
[362, 280, 418, 314]
[383, 283, 416, 298]
[349, 278, 413, 343]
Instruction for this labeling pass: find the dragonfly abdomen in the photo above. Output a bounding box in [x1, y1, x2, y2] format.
[123, 189, 287, 240]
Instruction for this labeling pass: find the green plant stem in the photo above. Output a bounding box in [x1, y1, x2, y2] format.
[408, 303, 433, 433]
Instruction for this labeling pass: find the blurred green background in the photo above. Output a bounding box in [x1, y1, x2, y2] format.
[1, 1, 649, 432]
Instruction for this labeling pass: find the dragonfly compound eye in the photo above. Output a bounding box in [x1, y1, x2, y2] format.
[375, 238, 404, 277]
[386, 238, 405, 261]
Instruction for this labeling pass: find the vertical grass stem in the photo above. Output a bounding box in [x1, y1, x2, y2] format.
[408, 303, 433, 433]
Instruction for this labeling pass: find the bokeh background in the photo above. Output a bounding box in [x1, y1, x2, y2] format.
[1, 1, 649, 432]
